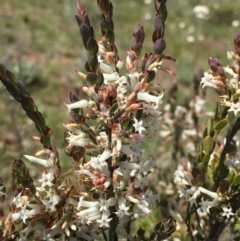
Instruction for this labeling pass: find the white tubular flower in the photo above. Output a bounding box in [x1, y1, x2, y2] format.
[137, 202, 151, 216]
[67, 133, 91, 147]
[116, 59, 123, 69]
[11, 206, 28, 223]
[103, 72, 119, 83]
[115, 196, 131, 218]
[137, 91, 163, 108]
[133, 117, 146, 134]
[227, 51, 239, 71]
[200, 72, 224, 89]
[63, 123, 83, 134]
[76, 206, 101, 223]
[99, 59, 115, 73]
[198, 187, 224, 204]
[82, 85, 99, 103]
[99, 149, 112, 162]
[78, 197, 98, 210]
[228, 101, 240, 116]
[78, 167, 98, 180]
[38, 173, 54, 188]
[221, 205, 234, 219]
[128, 72, 139, 91]
[24, 155, 54, 167]
[96, 210, 112, 228]
[174, 169, 192, 186]
[199, 198, 218, 214]
[42, 195, 60, 211]
[65, 100, 88, 111]
[98, 197, 116, 211]
[90, 149, 111, 174]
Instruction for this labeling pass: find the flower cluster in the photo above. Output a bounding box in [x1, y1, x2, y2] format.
[172, 33, 240, 240]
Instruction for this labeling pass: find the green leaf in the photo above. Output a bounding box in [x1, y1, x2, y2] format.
[203, 135, 214, 154]
[21, 95, 35, 112]
[40, 135, 51, 149]
[5, 82, 22, 101]
[197, 151, 204, 163]
[87, 37, 99, 55]
[105, 30, 115, 43]
[214, 118, 228, 131]
[26, 111, 38, 123]
[229, 171, 236, 184]
[80, 23, 92, 49]
[207, 119, 212, 135]
[35, 111, 46, 131]
[136, 109, 143, 120]
[110, 102, 118, 113]
[234, 174, 240, 185]
[203, 153, 210, 167]
[145, 70, 156, 83]
[100, 18, 114, 32]
[6, 69, 17, 84]
[97, 73, 104, 86]
[118, 154, 127, 162]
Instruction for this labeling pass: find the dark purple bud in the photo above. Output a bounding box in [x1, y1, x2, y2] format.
[76, 0, 86, 18]
[108, 2, 113, 21]
[98, 0, 110, 15]
[154, 38, 166, 55]
[133, 42, 143, 56]
[234, 33, 240, 51]
[154, 15, 163, 34]
[217, 66, 225, 76]
[133, 24, 145, 43]
[75, 15, 83, 27]
[18, 82, 29, 96]
[86, 72, 98, 85]
[83, 14, 91, 28]
[208, 57, 221, 67]
[80, 23, 92, 49]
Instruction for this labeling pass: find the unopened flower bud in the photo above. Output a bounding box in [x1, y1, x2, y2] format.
[125, 103, 141, 112]
[126, 50, 137, 72]
[154, 38, 166, 55]
[75, 70, 87, 80]
[234, 33, 240, 51]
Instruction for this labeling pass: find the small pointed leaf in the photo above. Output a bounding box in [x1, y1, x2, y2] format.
[214, 118, 228, 131]
[87, 37, 99, 55]
[105, 30, 115, 44]
[86, 72, 98, 84]
[203, 135, 214, 154]
[21, 95, 35, 112]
